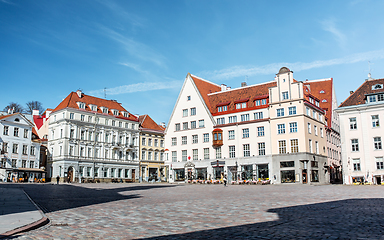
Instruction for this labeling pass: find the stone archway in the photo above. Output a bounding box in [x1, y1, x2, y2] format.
[67, 166, 74, 183]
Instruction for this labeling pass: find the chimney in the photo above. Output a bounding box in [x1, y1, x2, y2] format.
[32, 109, 39, 116]
[241, 82, 247, 87]
[350, 91, 354, 95]
[160, 122, 166, 128]
[227, 86, 231, 90]
[221, 84, 227, 91]
[76, 89, 82, 98]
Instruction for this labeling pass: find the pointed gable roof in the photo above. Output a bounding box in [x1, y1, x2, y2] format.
[304, 78, 334, 128]
[0, 113, 34, 126]
[53, 91, 138, 122]
[339, 78, 384, 107]
[139, 114, 164, 133]
[189, 74, 221, 112]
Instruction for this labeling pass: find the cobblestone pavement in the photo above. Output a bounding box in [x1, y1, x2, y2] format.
[3, 183, 384, 239]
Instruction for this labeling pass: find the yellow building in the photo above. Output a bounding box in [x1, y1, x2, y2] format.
[138, 115, 166, 182]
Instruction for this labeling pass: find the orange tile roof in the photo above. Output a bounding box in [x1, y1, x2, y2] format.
[190, 74, 221, 112]
[52, 91, 138, 122]
[339, 78, 384, 107]
[207, 82, 276, 115]
[304, 79, 334, 128]
[139, 114, 164, 133]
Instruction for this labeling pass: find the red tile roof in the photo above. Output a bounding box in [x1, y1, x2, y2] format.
[52, 91, 138, 122]
[339, 78, 384, 107]
[139, 114, 164, 133]
[190, 74, 221, 112]
[304, 79, 334, 128]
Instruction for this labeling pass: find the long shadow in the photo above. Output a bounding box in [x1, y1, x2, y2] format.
[143, 198, 384, 239]
[0, 184, 176, 214]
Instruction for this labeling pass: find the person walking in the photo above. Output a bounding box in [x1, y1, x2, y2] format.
[56, 175, 60, 185]
[223, 174, 227, 187]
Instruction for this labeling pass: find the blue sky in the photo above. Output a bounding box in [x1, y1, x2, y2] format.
[1, 0, 384, 124]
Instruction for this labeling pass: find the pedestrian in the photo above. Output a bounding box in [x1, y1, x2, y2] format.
[223, 174, 227, 187]
[56, 175, 60, 185]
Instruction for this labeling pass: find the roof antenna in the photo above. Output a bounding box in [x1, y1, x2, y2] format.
[104, 87, 107, 99]
[368, 61, 373, 80]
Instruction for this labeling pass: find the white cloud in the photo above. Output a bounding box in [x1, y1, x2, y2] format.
[0, 0, 14, 4]
[200, 49, 384, 81]
[119, 62, 150, 75]
[88, 81, 182, 97]
[321, 19, 347, 48]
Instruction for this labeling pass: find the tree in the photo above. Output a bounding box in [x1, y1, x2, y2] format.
[3, 102, 24, 113]
[25, 101, 44, 115]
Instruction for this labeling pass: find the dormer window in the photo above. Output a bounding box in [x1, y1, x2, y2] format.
[315, 101, 320, 107]
[123, 112, 129, 118]
[320, 90, 325, 94]
[369, 95, 377, 103]
[112, 110, 119, 116]
[372, 84, 383, 90]
[236, 102, 247, 109]
[217, 105, 227, 112]
[103, 108, 108, 114]
[78, 102, 86, 109]
[89, 105, 97, 112]
[322, 99, 327, 103]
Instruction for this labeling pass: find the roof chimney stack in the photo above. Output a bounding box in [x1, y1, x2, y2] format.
[241, 82, 247, 87]
[221, 84, 227, 91]
[160, 122, 166, 128]
[76, 89, 82, 98]
[32, 109, 39, 116]
[350, 91, 354, 95]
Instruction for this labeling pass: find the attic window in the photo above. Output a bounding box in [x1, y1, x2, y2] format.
[217, 105, 227, 112]
[15, 118, 20, 122]
[112, 110, 119, 116]
[187, 96, 191, 101]
[102, 107, 108, 114]
[320, 90, 325, 94]
[123, 112, 129, 118]
[322, 99, 328, 103]
[78, 102, 85, 109]
[90, 105, 97, 111]
[372, 84, 383, 90]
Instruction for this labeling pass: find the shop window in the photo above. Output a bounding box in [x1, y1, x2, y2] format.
[257, 164, 269, 180]
[241, 165, 253, 180]
[311, 170, 319, 182]
[280, 161, 294, 168]
[281, 170, 295, 183]
[174, 169, 185, 181]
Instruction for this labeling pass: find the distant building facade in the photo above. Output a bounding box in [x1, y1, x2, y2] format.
[165, 67, 330, 184]
[138, 115, 166, 182]
[336, 77, 384, 184]
[48, 90, 140, 183]
[0, 113, 42, 182]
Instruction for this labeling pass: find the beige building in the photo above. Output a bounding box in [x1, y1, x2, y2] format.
[138, 115, 166, 182]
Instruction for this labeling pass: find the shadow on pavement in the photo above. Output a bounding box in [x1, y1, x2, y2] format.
[0, 184, 176, 214]
[144, 198, 384, 239]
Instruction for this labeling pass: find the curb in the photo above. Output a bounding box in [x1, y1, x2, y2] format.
[0, 190, 50, 239]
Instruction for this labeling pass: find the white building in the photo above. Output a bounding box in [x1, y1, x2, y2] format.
[0, 113, 42, 182]
[48, 90, 140, 183]
[336, 77, 384, 184]
[165, 68, 330, 184]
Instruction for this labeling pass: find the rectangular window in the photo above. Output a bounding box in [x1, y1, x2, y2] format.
[175, 123, 180, 131]
[279, 140, 286, 154]
[204, 148, 209, 159]
[254, 112, 263, 120]
[182, 136, 187, 145]
[369, 95, 376, 103]
[228, 116, 237, 123]
[203, 133, 209, 142]
[241, 114, 249, 122]
[374, 137, 382, 150]
[217, 117, 225, 125]
[312, 111, 316, 119]
[14, 127, 19, 137]
[12, 144, 18, 154]
[182, 150, 187, 161]
[306, 107, 310, 116]
[222, 105, 227, 111]
[229, 146, 235, 158]
[372, 115, 380, 127]
[192, 135, 198, 144]
[217, 106, 222, 112]
[172, 151, 177, 162]
[216, 147, 222, 159]
[282, 91, 289, 100]
[353, 158, 361, 171]
[22, 160, 26, 168]
[24, 129, 28, 138]
[154, 139, 158, 147]
[288, 106, 296, 115]
[257, 126, 264, 137]
[3, 126, 9, 135]
[277, 124, 285, 134]
[183, 109, 188, 117]
[314, 125, 318, 136]
[22, 145, 28, 155]
[243, 144, 250, 157]
[280, 161, 294, 168]
[199, 120, 205, 128]
[315, 141, 319, 154]
[255, 100, 260, 106]
[30, 146, 35, 155]
[309, 139, 312, 153]
[261, 99, 267, 105]
[320, 128, 323, 138]
[308, 123, 311, 134]
[277, 108, 284, 117]
[290, 122, 297, 133]
[171, 137, 177, 146]
[291, 139, 299, 153]
[160, 140, 164, 147]
[183, 122, 188, 130]
[81, 115, 85, 121]
[242, 128, 249, 138]
[191, 121, 196, 129]
[193, 149, 198, 160]
[70, 113, 74, 119]
[351, 139, 359, 152]
[228, 130, 235, 140]
[30, 161, 34, 168]
[190, 107, 196, 116]
[258, 142, 265, 155]
[148, 138, 152, 146]
[376, 157, 384, 170]
[378, 94, 384, 101]
[350, 118, 357, 130]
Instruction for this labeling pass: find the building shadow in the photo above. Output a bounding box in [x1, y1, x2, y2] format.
[0, 184, 176, 214]
[143, 198, 384, 239]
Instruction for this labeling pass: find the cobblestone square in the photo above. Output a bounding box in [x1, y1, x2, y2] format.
[5, 183, 384, 239]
